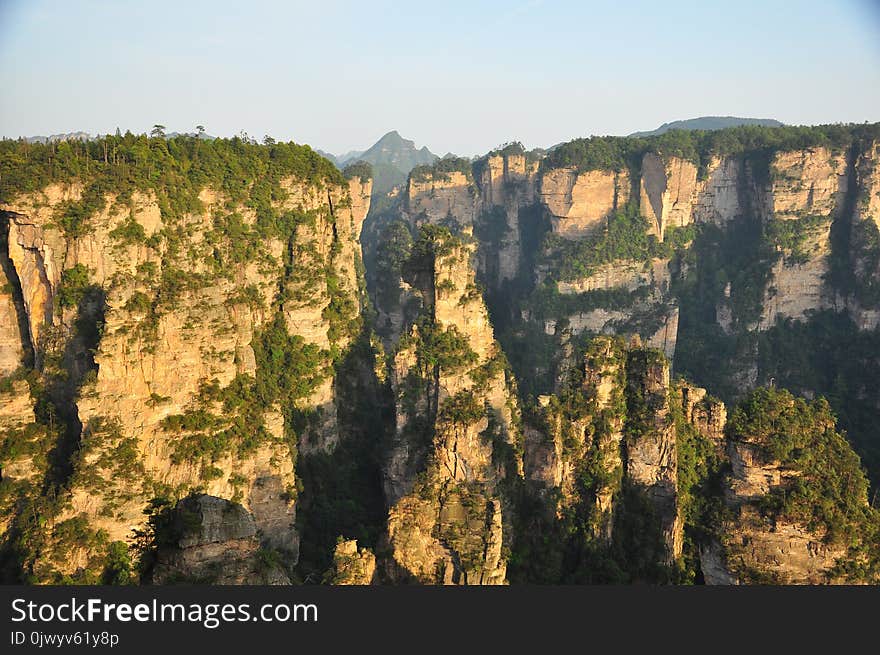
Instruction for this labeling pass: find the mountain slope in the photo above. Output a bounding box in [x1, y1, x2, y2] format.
[630, 116, 783, 137]
[336, 131, 438, 194]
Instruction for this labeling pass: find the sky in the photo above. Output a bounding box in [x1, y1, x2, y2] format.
[1, 0, 879, 157]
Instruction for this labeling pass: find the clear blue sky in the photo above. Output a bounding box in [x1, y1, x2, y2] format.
[1, 0, 879, 156]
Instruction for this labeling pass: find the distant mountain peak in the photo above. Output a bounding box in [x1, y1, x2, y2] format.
[373, 130, 412, 149]
[326, 131, 440, 195]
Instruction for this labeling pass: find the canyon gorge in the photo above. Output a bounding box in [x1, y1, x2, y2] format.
[1, 122, 879, 585]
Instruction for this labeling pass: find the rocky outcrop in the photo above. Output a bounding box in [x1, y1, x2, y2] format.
[384, 227, 521, 584]
[0, 379, 41, 491]
[701, 389, 871, 585]
[0, 285, 24, 374]
[679, 385, 726, 442]
[325, 539, 376, 585]
[624, 349, 682, 562]
[639, 153, 699, 240]
[540, 168, 630, 239]
[542, 299, 679, 364]
[692, 156, 742, 226]
[398, 152, 540, 291]
[151, 495, 291, 585]
[523, 340, 674, 554]
[767, 148, 847, 220]
[0, 214, 28, 374]
[851, 140, 880, 308]
[855, 140, 880, 231]
[0, 164, 371, 581]
[750, 148, 845, 327]
[759, 224, 832, 328]
[556, 259, 667, 295]
[475, 153, 539, 285]
[406, 171, 476, 226]
[704, 512, 848, 585]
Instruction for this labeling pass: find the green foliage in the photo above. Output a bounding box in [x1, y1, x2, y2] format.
[160, 313, 327, 466]
[664, 224, 698, 250]
[132, 495, 200, 579]
[404, 223, 465, 276]
[545, 204, 668, 282]
[408, 319, 478, 375]
[846, 218, 880, 305]
[57, 264, 92, 308]
[253, 313, 327, 406]
[323, 272, 361, 352]
[473, 206, 509, 246]
[545, 135, 642, 172]
[765, 214, 830, 264]
[0, 423, 49, 464]
[342, 160, 373, 182]
[101, 541, 133, 585]
[0, 134, 344, 211]
[529, 283, 651, 321]
[438, 391, 484, 427]
[671, 388, 725, 582]
[410, 156, 473, 183]
[728, 387, 874, 544]
[755, 312, 880, 483]
[53, 184, 109, 237]
[545, 123, 880, 175]
[123, 291, 151, 313]
[509, 337, 684, 584]
[109, 216, 147, 245]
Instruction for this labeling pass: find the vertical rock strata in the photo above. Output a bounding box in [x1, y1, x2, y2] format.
[384, 227, 521, 584]
[0, 162, 371, 581]
[3, 126, 880, 586]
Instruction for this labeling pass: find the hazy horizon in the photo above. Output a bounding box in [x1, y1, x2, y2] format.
[2, 0, 879, 157]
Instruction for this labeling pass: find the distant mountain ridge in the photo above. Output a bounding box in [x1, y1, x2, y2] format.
[629, 116, 783, 137]
[323, 130, 438, 194]
[23, 130, 216, 143]
[24, 131, 92, 144]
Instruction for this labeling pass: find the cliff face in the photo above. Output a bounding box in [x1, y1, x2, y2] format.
[325, 539, 376, 585]
[476, 153, 539, 286]
[364, 127, 880, 584]
[406, 171, 476, 227]
[519, 338, 688, 579]
[150, 495, 291, 585]
[515, 340, 877, 585]
[384, 227, 521, 584]
[400, 153, 540, 291]
[3, 126, 880, 586]
[0, 148, 371, 582]
[540, 168, 630, 238]
[535, 144, 873, 349]
[622, 349, 682, 563]
[639, 153, 698, 240]
[700, 389, 876, 584]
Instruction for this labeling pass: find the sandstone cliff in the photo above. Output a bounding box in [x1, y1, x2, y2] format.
[4, 125, 880, 587]
[0, 139, 372, 583]
[150, 495, 291, 585]
[540, 168, 630, 238]
[701, 388, 877, 584]
[384, 226, 521, 584]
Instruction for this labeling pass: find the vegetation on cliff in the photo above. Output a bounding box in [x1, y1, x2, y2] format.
[728, 388, 876, 544]
[4, 120, 880, 586]
[410, 156, 474, 183]
[0, 133, 344, 205]
[546, 123, 880, 176]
